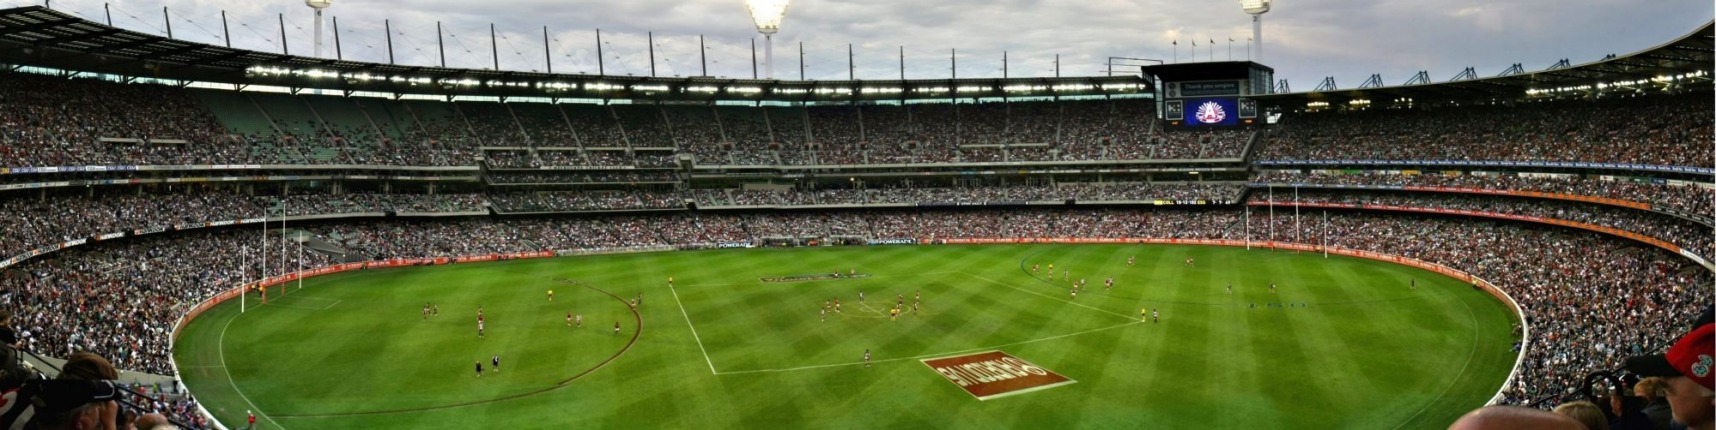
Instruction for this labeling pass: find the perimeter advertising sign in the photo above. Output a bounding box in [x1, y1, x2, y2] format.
[920, 351, 1075, 400]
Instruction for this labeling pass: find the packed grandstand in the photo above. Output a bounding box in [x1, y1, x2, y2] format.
[0, 4, 1710, 429]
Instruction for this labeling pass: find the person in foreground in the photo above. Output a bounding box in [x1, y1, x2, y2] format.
[1449, 405, 1587, 430]
[1623, 323, 1715, 430]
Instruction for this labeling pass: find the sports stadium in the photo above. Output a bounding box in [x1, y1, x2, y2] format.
[0, 0, 1710, 428]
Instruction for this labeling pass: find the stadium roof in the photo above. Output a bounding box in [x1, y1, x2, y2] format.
[0, 5, 1706, 105]
[0, 6, 1147, 101]
[1254, 22, 1715, 107]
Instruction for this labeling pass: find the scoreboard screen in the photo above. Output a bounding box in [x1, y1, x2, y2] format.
[1165, 97, 1256, 127]
[1183, 98, 1239, 126]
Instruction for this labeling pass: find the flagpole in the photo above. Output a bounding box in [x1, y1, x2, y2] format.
[1172, 40, 1177, 63]
[1322, 210, 1329, 258]
[1244, 206, 1251, 250]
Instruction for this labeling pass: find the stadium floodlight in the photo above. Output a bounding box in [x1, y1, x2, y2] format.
[1240, 0, 1269, 62]
[306, 0, 332, 59]
[745, 0, 791, 79]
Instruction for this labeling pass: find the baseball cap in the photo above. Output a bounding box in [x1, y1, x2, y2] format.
[37, 382, 120, 411]
[1624, 323, 1715, 390]
[0, 380, 124, 423]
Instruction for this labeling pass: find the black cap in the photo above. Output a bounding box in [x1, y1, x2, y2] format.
[31, 380, 121, 417]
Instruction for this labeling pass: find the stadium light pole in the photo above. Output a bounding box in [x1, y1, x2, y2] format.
[306, 0, 331, 59]
[1240, 0, 1270, 63]
[745, 0, 790, 79]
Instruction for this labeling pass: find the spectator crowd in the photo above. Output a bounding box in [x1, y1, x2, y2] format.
[1255, 171, 1715, 222]
[1257, 93, 1714, 168]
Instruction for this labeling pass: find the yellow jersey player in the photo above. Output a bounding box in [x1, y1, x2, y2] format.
[547, 289, 554, 302]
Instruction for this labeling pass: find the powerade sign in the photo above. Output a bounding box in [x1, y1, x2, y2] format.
[1184, 98, 1239, 126]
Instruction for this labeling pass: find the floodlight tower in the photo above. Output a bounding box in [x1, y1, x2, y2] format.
[1241, 0, 1270, 62]
[746, 0, 790, 79]
[306, 0, 331, 58]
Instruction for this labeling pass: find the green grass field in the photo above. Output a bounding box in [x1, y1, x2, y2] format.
[174, 244, 1520, 429]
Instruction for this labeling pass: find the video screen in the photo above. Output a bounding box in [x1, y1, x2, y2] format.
[1183, 98, 1239, 126]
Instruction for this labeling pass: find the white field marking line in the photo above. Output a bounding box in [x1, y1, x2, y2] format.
[837, 308, 888, 320]
[261, 304, 326, 311]
[177, 365, 227, 369]
[957, 271, 1138, 322]
[219, 309, 285, 429]
[976, 379, 1079, 402]
[1391, 289, 1482, 430]
[667, 280, 719, 375]
[855, 300, 889, 317]
[675, 270, 965, 287]
[716, 320, 1140, 375]
[283, 296, 341, 307]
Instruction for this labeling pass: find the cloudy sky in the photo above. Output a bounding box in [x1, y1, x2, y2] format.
[7, 0, 1710, 90]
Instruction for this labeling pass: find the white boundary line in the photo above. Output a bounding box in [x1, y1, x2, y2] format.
[219, 308, 284, 429]
[1390, 286, 1482, 429]
[957, 271, 1138, 321]
[667, 281, 719, 375]
[718, 320, 1139, 375]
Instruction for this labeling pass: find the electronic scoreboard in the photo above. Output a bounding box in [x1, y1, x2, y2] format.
[1140, 61, 1273, 127]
